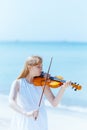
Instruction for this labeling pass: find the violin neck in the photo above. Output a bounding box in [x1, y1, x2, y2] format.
[50, 76, 66, 83]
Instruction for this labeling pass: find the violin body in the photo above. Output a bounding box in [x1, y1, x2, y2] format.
[33, 72, 82, 91]
[33, 77, 63, 88]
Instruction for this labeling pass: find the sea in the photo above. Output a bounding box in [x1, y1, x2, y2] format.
[0, 41, 87, 116]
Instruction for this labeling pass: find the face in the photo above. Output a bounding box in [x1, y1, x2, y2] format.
[30, 63, 42, 77]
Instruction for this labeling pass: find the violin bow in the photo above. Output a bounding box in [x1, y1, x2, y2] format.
[38, 57, 53, 108]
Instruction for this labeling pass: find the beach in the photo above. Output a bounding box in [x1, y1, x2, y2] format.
[0, 94, 87, 130]
[0, 41, 87, 130]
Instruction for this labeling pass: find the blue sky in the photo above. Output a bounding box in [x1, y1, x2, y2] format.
[0, 0, 87, 41]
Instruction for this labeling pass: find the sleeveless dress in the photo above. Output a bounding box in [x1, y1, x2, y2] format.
[10, 78, 48, 130]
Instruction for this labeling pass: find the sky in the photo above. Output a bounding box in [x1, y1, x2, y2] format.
[0, 0, 87, 42]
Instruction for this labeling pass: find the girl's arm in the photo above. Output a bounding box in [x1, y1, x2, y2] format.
[9, 80, 26, 114]
[44, 81, 71, 107]
[9, 80, 38, 118]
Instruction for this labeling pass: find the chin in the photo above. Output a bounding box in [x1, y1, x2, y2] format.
[37, 72, 41, 76]
[34, 73, 40, 77]
[37, 73, 41, 76]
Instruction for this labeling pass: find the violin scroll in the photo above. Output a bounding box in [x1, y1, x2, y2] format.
[71, 82, 82, 91]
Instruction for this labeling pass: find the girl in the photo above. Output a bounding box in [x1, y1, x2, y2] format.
[9, 55, 71, 130]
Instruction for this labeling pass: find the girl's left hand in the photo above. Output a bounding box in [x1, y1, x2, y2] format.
[62, 81, 71, 88]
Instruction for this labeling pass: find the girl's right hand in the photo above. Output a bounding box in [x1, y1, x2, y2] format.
[23, 109, 39, 120]
[32, 109, 39, 120]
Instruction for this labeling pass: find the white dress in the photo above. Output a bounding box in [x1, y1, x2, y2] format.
[10, 78, 48, 130]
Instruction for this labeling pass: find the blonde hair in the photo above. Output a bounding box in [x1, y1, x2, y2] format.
[17, 56, 42, 79]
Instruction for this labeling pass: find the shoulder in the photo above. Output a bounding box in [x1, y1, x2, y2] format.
[11, 79, 21, 91]
[12, 79, 20, 86]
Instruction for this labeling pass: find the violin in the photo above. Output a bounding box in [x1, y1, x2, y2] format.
[33, 72, 82, 91]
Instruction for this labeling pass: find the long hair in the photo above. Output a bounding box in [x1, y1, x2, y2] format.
[17, 56, 42, 79]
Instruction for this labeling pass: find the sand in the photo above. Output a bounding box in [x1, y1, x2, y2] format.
[0, 94, 87, 130]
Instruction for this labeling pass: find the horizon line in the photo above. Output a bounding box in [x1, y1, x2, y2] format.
[0, 40, 87, 44]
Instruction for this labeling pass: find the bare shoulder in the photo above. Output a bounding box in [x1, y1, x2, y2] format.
[11, 79, 20, 91]
[9, 79, 21, 99]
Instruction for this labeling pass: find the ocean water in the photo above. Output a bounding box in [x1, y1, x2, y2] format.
[0, 41, 87, 114]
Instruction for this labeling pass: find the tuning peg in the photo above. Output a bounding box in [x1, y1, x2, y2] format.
[74, 82, 77, 84]
[74, 88, 77, 91]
